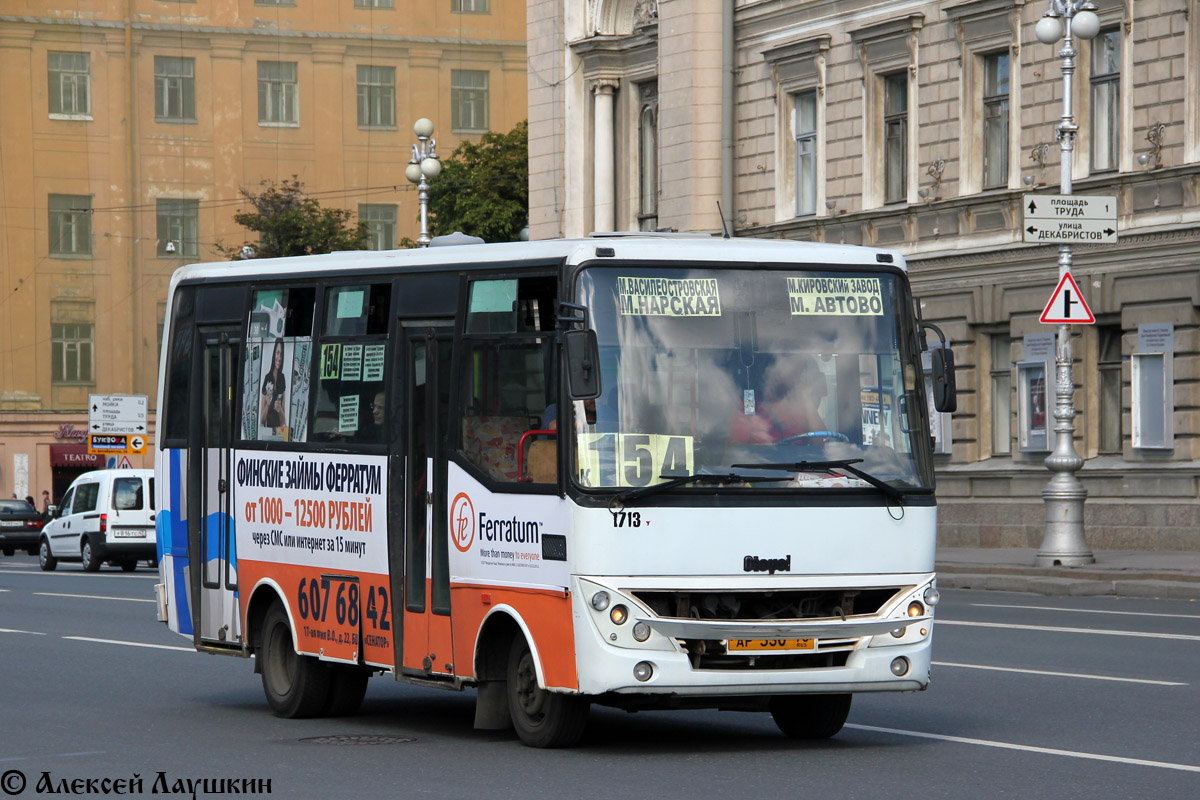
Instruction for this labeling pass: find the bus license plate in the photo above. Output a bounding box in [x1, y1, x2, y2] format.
[727, 638, 816, 652]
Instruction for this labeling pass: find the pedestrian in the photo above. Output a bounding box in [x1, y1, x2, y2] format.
[41, 489, 52, 517]
[24, 495, 36, 510]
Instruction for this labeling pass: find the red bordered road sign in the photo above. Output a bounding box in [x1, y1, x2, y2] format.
[1040, 273, 1095, 324]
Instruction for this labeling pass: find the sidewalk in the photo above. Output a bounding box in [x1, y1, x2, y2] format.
[935, 547, 1200, 599]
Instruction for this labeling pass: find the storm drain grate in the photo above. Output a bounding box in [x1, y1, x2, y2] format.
[300, 735, 416, 746]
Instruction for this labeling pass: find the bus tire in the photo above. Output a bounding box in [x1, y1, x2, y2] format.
[769, 693, 852, 739]
[259, 603, 331, 718]
[80, 538, 101, 572]
[39, 539, 57, 571]
[324, 666, 370, 717]
[120, 561, 138, 572]
[506, 636, 589, 748]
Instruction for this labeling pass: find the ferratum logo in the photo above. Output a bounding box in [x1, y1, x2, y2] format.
[743, 555, 792, 575]
[451, 492, 475, 553]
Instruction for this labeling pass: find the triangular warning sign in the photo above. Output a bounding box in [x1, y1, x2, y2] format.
[1040, 272, 1095, 324]
[118, 455, 133, 469]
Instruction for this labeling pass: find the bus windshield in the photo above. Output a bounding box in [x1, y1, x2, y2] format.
[570, 265, 934, 493]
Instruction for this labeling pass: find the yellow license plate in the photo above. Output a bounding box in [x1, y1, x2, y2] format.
[727, 638, 816, 652]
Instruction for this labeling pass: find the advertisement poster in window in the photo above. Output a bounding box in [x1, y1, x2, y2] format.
[258, 337, 294, 441]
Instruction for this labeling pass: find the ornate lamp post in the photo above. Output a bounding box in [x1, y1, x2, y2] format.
[1033, 1, 1101, 566]
[406, 118, 441, 247]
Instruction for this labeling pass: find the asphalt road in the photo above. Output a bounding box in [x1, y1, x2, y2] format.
[1, 558, 1197, 799]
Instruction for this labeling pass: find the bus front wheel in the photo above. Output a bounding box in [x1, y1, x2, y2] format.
[506, 637, 589, 748]
[769, 693, 852, 739]
[259, 603, 331, 718]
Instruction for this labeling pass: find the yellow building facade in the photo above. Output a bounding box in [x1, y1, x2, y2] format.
[0, 0, 526, 500]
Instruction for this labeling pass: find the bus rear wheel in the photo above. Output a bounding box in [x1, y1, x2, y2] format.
[506, 636, 589, 748]
[769, 693, 852, 739]
[259, 602, 331, 718]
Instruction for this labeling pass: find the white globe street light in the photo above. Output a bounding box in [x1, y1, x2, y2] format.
[1033, 0, 1102, 568]
[407, 118, 440, 247]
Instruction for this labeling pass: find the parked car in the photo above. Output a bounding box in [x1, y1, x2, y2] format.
[39, 469, 156, 572]
[0, 498, 45, 556]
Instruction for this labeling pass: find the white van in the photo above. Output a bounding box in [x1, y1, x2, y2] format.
[39, 469, 156, 572]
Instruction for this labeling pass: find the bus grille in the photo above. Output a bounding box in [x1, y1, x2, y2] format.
[630, 587, 903, 622]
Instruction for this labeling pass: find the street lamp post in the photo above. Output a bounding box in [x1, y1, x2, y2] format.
[406, 118, 441, 247]
[1033, 1, 1101, 567]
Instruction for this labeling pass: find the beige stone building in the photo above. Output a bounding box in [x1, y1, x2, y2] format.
[0, 0, 526, 500]
[528, 0, 1200, 550]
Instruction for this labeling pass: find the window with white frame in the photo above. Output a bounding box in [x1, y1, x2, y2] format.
[354, 0, 394, 7]
[883, 72, 908, 205]
[982, 52, 1009, 190]
[638, 81, 658, 231]
[356, 66, 395, 128]
[52, 321, 94, 384]
[258, 61, 298, 125]
[157, 199, 199, 257]
[48, 52, 90, 117]
[793, 90, 817, 216]
[1090, 28, 1120, 173]
[359, 204, 397, 250]
[48, 194, 92, 256]
[990, 334, 1013, 455]
[452, 0, 490, 12]
[451, 69, 489, 132]
[154, 56, 196, 121]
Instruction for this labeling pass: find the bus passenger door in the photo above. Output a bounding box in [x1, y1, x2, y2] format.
[191, 330, 241, 648]
[401, 326, 455, 677]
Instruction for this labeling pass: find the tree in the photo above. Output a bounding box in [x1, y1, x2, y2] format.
[427, 120, 528, 243]
[216, 176, 370, 259]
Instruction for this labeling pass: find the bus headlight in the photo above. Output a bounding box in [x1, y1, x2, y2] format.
[632, 621, 651, 642]
[591, 591, 610, 611]
[633, 661, 654, 682]
[907, 601, 924, 618]
[610, 605, 628, 625]
[923, 586, 940, 607]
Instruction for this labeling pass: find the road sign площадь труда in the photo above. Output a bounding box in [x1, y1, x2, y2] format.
[88, 394, 148, 435]
[1023, 195, 1117, 245]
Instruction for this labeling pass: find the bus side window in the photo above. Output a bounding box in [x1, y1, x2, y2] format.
[313, 284, 390, 444]
[459, 275, 557, 485]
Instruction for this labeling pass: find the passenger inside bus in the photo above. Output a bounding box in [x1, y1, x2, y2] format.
[729, 354, 828, 444]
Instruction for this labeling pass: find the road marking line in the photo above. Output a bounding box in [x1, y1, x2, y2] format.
[36, 591, 155, 603]
[0, 628, 46, 635]
[0, 751, 106, 764]
[932, 660, 1187, 686]
[63, 636, 194, 652]
[937, 619, 1200, 642]
[0, 569, 157, 579]
[970, 602, 1200, 620]
[846, 724, 1200, 773]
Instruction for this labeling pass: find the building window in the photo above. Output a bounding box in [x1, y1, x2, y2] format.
[155, 56, 196, 122]
[1090, 28, 1120, 173]
[52, 323, 94, 384]
[1098, 325, 1123, 453]
[638, 82, 658, 231]
[452, 0, 489, 12]
[982, 52, 1010, 189]
[48, 194, 92, 256]
[793, 90, 817, 216]
[359, 204, 397, 250]
[451, 69, 489, 132]
[256, 0, 295, 5]
[355, 0, 394, 7]
[258, 61, 298, 125]
[356, 66, 395, 128]
[157, 199, 199, 257]
[990, 335, 1013, 455]
[48, 52, 90, 117]
[883, 72, 907, 205]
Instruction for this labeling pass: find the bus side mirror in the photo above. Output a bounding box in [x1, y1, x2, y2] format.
[563, 329, 602, 400]
[930, 347, 957, 413]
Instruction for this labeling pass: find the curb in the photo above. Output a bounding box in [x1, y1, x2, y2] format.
[936, 572, 1200, 599]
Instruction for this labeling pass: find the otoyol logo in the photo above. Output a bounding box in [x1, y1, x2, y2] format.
[451, 492, 475, 552]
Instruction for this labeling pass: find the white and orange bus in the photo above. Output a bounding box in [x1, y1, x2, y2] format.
[154, 234, 955, 747]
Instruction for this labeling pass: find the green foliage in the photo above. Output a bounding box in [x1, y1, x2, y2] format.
[216, 176, 370, 260]
[427, 120, 528, 243]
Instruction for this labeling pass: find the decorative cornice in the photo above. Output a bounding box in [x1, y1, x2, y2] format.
[761, 33, 831, 66]
[848, 13, 924, 44]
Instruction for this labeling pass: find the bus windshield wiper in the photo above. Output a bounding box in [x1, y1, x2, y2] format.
[730, 459, 905, 503]
[610, 473, 787, 506]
